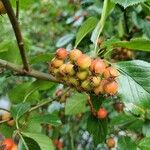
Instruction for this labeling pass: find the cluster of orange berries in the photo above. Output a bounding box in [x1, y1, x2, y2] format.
[49, 48, 118, 96]
[0, 138, 18, 150]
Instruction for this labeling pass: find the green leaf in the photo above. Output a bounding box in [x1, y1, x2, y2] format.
[31, 80, 56, 91]
[30, 114, 62, 126]
[142, 122, 150, 137]
[75, 17, 98, 47]
[116, 60, 150, 109]
[56, 34, 74, 48]
[65, 92, 88, 115]
[117, 136, 137, 150]
[112, 0, 146, 8]
[138, 137, 150, 150]
[22, 132, 54, 150]
[113, 38, 150, 52]
[0, 124, 14, 138]
[8, 82, 40, 104]
[29, 53, 54, 64]
[87, 114, 108, 144]
[91, 0, 115, 44]
[11, 103, 30, 120]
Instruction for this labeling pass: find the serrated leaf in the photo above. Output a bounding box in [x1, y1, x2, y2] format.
[56, 34, 74, 48]
[75, 17, 98, 47]
[30, 114, 61, 126]
[22, 132, 54, 150]
[29, 53, 54, 64]
[138, 137, 150, 150]
[87, 114, 108, 144]
[117, 136, 137, 150]
[11, 103, 30, 120]
[116, 60, 150, 109]
[65, 92, 88, 115]
[112, 0, 146, 8]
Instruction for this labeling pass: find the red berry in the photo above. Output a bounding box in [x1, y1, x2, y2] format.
[97, 107, 108, 119]
[56, 48, 68, 59]
[106, 137, 115, 148]
[2, 138, 14, 150]
[11, 144, 18, 150]
[103, 81, 118, 95]
[76, 54, 91, 69]
[69, 49, 82, 62]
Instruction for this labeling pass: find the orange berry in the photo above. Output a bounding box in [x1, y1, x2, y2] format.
[51, 58, 64, 68]
[69, 49, 82, 62]
[92, 59, 106, 74]
[2, 138, 14, 150]
[103, 81, 118, 95]
[103, 67, 118, 78]
[56, 48, 68, 59]
[106, 137, 115, 148]
[76, 54, 91, 69]
[76, 71, 88, 80]
[11, 144, 18, 150]
[97, 107, 107, 119]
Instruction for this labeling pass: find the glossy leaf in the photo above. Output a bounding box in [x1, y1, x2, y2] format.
[75, 17, 98, 47]
[22, 132, 54, 150]
[112, 0, 146, 8]
[65, 92, 88, 115]
[116, 60, 150, 109]
[117, 136, 137, 150]
[87, 114, 108, 144]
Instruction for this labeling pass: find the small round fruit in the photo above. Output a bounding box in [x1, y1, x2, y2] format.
[7, 120, 15, 127]
[103, 67, 118, 78]
[11, 144, 18, 150]
[59, 64, 67, 75]
[2, 138, 14, 150]
[76, 54, 91, 69]
[57, 141, 63, 150]
[0, 1, 6, 14]
[91, 76, 101, 87]
[68, 77, 79, 87]
[81, 80, 91, 91]
[76, 71, 88, 80]
[92, 59, 106, 74]
[106, 137, 115, 148]
[69, 49, 82, 62]
[97, 107, 108, 119]
[55, 89, 63, 97]
[103, 81, 118, 95]
[51, 58, 63, 68]
[65, 63, 75, 76]
[2, 112, 11, 121]
[56, 48, 68, 59]
[113, 102, 124, 113]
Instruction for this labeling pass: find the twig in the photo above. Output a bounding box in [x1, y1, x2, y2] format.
[0, 59, 58, 82]
[29, 87, 71, 112]
[87, 96, 97, 117]
[0, 108, 10, 112]
[16, 0, 19, 20]
[1, 0, 29, 71]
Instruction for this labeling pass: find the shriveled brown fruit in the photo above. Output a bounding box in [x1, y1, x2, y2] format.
[113, 102, 124, 113]
[0, 1, 6, 14]
[69, 49, 82, 62]
[103, 81, 118, 95]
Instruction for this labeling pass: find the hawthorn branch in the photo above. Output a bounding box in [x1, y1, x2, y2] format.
[0, 59, 58, 82]
[16, 0, 19, 19]
[1, 0, 29, 71]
